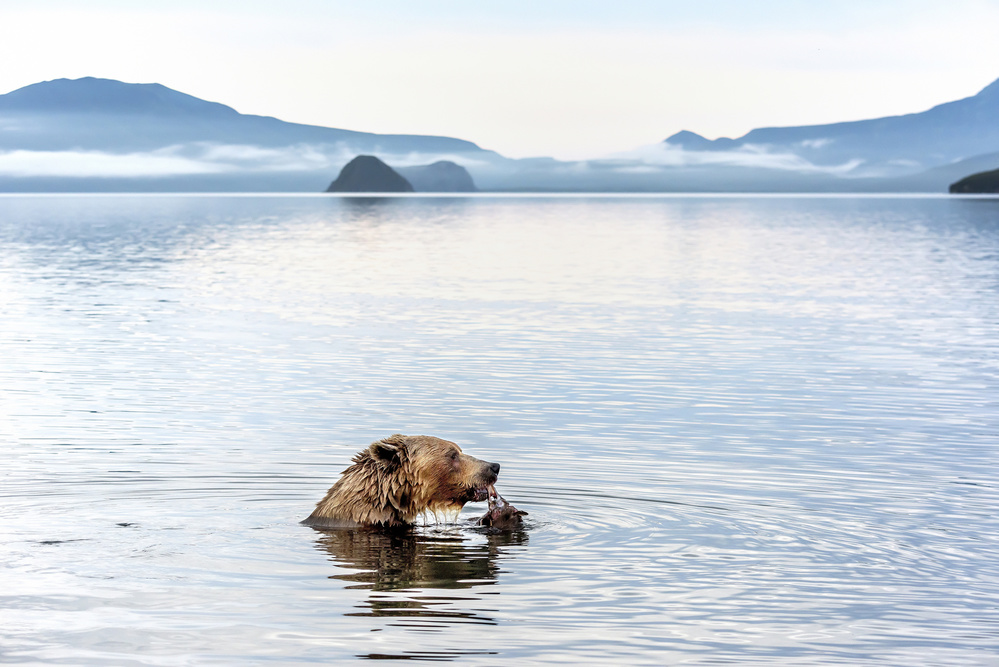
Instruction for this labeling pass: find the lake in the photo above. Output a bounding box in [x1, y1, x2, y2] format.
[1, 194, 998, 665]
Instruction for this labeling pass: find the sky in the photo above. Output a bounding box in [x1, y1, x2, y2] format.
[2, 0, 999, 160]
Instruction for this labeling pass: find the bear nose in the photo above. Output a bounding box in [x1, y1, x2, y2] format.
[489, 462, 501, 476]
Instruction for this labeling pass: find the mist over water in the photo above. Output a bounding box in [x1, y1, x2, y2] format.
[1, 195, 998, 665]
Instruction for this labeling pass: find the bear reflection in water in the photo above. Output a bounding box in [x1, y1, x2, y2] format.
[314, 527, 527, 591]
[311, 527, 528, 624]
[315, 527, 527, 662]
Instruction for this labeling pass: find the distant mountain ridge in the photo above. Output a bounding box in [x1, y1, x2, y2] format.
[663, 77, 999, 178]
[1, 75, 998, 192]
[0, 77, 240, 116]
[0, 77, 488, 155]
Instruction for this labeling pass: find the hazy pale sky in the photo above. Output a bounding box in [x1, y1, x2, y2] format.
[2, 0, 999, 159]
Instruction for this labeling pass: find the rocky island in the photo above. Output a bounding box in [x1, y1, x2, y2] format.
[398, 161, 477, 192]
[325, 155, 414, 193]
[949, 168, 999, 193]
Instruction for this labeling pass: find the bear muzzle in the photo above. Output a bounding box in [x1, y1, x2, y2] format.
[467, 461, 500, 503]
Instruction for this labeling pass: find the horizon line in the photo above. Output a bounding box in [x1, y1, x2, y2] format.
[0, 192, 990, 199]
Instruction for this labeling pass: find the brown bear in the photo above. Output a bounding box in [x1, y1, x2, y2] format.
[302, 434, 501, 529]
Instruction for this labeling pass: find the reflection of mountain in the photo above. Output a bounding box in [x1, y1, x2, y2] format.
[311, 527, 527, 626]
[2, 75, 999, 192]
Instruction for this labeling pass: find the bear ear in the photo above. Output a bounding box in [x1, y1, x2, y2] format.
[369, 434, 407, 468]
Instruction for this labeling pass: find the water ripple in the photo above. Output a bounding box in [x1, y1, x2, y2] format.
[1, 195, 998, 664]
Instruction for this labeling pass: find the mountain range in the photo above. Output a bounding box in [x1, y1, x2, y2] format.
[660, 77, 999, 180]
[0, 76, 997, 192]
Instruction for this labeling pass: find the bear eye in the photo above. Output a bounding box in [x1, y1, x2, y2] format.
[449, 451, 459, 461]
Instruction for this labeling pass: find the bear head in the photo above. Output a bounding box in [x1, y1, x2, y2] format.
[303, 434, 500, 529]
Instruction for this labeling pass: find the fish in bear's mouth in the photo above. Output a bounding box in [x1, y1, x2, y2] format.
[468, 483, 498, 503]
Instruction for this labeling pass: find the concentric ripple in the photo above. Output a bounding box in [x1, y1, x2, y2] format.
[1, 194, 998, 665]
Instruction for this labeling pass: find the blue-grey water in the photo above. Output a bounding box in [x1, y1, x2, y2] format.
[1, 194, 998, 665]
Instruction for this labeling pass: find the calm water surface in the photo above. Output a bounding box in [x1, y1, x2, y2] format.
[1, 195, 998, 665]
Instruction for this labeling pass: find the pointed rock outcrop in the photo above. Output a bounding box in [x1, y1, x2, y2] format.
[325, 155, 414, 193]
